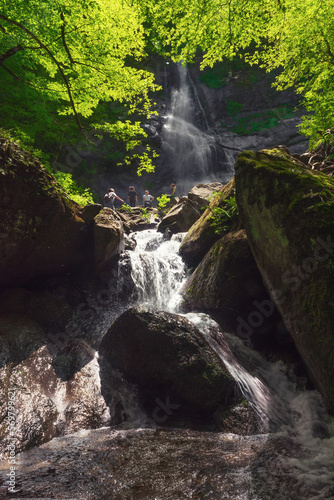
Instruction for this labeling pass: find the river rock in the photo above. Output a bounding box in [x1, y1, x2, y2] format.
[179, 177, 240, 267]
[235, 148, 334, 412]
[0, 312, 109, 458]
[157, 197, 201, 234]
[188, 182, 224, 207]
[79, 203, 103, 225]
[181, 229, 287, 340]
[99, 307, 237, 422]
[0, 137, 92, 288]
[93, 207, 125, 271]
[117, 207, 157, 232]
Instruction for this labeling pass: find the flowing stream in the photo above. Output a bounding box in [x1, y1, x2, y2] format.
[3, 229, 334, 499]
[119, 229, 334, 498]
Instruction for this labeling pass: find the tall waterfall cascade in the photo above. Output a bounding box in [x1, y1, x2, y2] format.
[161, 63, 233, 195]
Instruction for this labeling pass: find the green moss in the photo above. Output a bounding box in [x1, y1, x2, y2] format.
[202, 363, 222, 384]
[235, 148, 334, 410]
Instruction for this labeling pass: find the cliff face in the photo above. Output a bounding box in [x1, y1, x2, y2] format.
[188, 60, 309, 155]
[0, 137, 91, 288]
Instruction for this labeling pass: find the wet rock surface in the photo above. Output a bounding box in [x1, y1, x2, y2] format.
[1, 426, 329, 500]
[0, 336, 109, 459]
[0, 427, 269, 499]
[99, 307, 237, 424]
[0, 284, 114, 458]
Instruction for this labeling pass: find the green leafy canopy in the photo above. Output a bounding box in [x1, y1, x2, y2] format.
[2, 0, 334, 171]
[136, 0, 334, 145]
[0, 0, 160, 173]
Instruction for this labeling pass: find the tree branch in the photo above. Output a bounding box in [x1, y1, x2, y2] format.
[60, 12, 74, 65]
[0, 62, 66, 93]
[0, 14, 87, 139]
[0, 44, 24, 65]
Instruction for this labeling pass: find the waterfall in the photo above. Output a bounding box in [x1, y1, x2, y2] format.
[182, 314, 334, 499]
[6, 228, 334, 499]
[161, 63, 231, 195]
[119, 229, 334, 497]
[118, 229, 187, 312]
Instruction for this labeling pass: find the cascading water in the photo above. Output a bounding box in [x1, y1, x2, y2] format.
[119, 229, 334, 498]
[118, 229, 187, 312]
[161, 63, 232, 195]
[4, 228, 334, 499]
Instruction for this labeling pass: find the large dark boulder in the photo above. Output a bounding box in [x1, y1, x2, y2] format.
[181, 229, 287, 341]
[235, 148, 334, 411]
[0, 137, 91, 288]
[99, 307, 237, 422]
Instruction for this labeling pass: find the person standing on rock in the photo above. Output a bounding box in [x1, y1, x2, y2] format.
[127, 186, 138, 207]
[104, 188, 124, 210]
[170, 183, 177, 198]
[143, 190, 154, 208]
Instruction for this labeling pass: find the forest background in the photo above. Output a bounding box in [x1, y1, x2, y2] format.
[1, 0, 333, 204]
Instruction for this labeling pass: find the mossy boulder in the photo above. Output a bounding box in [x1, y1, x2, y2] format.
[179, 178, 240, 267]
[157, 197, 201, 234]
[181, 229, 287, 340]
[0, 137, 91, 288]
[99, 307, 237, 423]
[235, 148, 334, 411]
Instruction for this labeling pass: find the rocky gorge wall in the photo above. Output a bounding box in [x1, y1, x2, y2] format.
[1, 129, 334, 467]
[180, 147, 334, 413]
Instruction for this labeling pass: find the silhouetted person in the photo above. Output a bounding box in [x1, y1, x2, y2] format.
[127, 186, 138, 207]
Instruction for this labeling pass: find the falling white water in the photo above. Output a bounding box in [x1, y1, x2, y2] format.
[184, 312, 271, 430]
[184, 312, 334, 498]
[127, 229, 187, 312]
[161, 63, 220, 194]
[116, 229, 334, 497]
